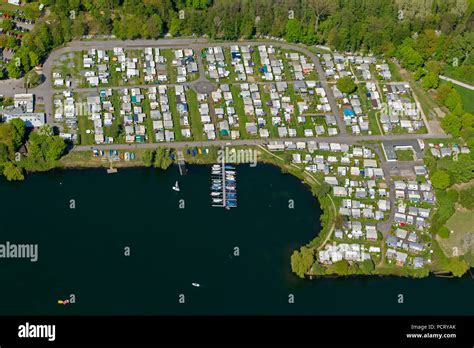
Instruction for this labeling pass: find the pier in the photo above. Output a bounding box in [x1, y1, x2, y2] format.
[210, 157, 237, 209]
[177, 150, 187, 176]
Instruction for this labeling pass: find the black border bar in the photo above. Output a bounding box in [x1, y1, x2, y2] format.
[0, 316, 471, 345]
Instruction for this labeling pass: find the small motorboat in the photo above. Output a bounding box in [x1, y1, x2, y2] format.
[57, 299, 70, 305]
[172, 181, 180, 192]
[192, 283, 200, 287]
[211, 192, 222, 196]
[212, 199, 223, 203]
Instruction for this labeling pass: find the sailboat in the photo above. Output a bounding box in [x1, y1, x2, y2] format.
[172, 181, 180, 192]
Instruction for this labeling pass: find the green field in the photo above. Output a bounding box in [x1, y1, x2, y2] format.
[186, 89, 204, 141]
[395, 149, 414, 161]
[452, 84, 474, 114]
[438, 210, 474, 256]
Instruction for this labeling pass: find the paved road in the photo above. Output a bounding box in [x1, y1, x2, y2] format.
[439, 75, 474, 91]
[310, 47, 347, 135]
[73, 132, 450, 152]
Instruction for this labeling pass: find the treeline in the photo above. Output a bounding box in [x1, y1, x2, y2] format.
[0, 122, 66, 181]
[2, 0, 473, 80]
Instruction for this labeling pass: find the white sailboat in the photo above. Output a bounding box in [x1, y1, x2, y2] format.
[172, 181, 180, 192]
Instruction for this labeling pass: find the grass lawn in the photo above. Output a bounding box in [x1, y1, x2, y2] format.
[387, 61, 403, 82]
[286, 84, 304, 136]
[105, 91, 125, 143]
[166, 88, 184, 142]
[443, 65, 474, 86]
[78, 115, 94, 145]
[161, 49, 178, 84]
[452, 84, 474, 114]
[395, 149, 414, 161]
[230, 85, 248, 138]
[437, 210, 474, 257]
[186, 89, 204, 141]
[141, 97, 154, 143]
[356, 84, 381, 135]
[259, 86, 279, 138]
[0, 2, 22, 12]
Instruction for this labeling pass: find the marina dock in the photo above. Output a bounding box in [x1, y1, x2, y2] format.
[211, 157, 237, 209]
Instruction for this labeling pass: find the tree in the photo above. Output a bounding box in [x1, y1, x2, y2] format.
[459, 187, 474, 209]
[10, 118, 25, 150]
[142, 149, 155, 167]
[168, 16, 182, 36]
[331, 260, 350, 275]
[422, 72, 439, 90]
[0, 142, 10, 164]
[334, 214, 345, 229]
[359, 259, 375, 274]
[425, 60, 442, 75]
[7, 59, 23, 79]
[441, 113, 462, 137]
[436, 84, 452, 104]
[38, 124, 54, 137]
[45, 136, 66, 161]
[413, 67, 426, 81]
[444, 89, 462, 111]
[1, 20, 13, 32]
[24, 70, 42, 89]
[3, 162, 24, 181]
[154, 147, 172, 170]
[397, 39, 423, 71]
[307, 0, 337, 34]
[29, 51, 39, 68]
[291, 246, 314, 278]
[437, 226, 450, 238]
[431, 170, 451, 189]
[284, 19, 301, 43]
[447, 257, 470, 277]
[23, 3, 41, 21]
[143, 14, 163, 39]
[311, 182, 331, 197]
[336, 76, 356, 94]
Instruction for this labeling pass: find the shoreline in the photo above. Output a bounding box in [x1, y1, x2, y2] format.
[12, 145, 467, 279]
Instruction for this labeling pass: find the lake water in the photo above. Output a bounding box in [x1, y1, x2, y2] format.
[0, 164, 472, 315]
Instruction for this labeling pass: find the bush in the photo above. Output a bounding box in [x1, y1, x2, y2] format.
[142, 150, 155, 167]
[291, 246, 314, 278]
[430, 189, 457, 234]
[336, 76, 356, 94]
[311, 182, 331, 198]
[422, 72, 439, 90]
[459, 187, 474, 209]
[3, 162, 24, 181]
[437, 226, 450, 238]
[431, 170, 451, 189]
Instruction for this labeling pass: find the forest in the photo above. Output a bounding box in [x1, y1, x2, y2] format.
[1, 0, 472, 83]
